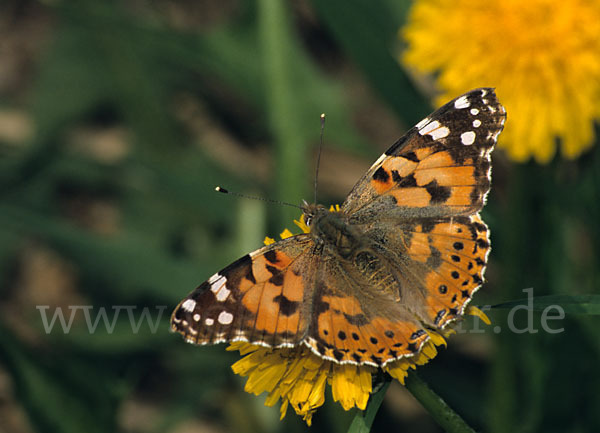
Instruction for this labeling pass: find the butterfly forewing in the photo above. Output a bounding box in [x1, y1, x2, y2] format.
[343, 88, 505, 219]
[171, 235, 315, 348]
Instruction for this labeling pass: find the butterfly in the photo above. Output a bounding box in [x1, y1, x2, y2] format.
[171, 88, 506, 367]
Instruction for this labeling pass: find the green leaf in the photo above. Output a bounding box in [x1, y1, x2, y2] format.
[405, 373, 477, 433]
[0, 203, 200, 302]
[490, 295, 600, 315]
[311, 0, 431, 124]
[0, 319, 120, 433]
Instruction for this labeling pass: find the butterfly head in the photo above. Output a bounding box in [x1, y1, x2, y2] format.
[301, 202, 327, 228]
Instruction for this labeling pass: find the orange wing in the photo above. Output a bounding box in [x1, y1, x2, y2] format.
[302, 256, 430, 367]
[171, 235, 316, 348]
[396, 214, 490, 328]
[337, 88, 504, 334]
[343, 88, 505, 220]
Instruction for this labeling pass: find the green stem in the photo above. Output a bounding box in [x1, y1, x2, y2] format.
[347, 380, 390, 433]
[258, 0, 308, 225]
[405, 372, 476, 433]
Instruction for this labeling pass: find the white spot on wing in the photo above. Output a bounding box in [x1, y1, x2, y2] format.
[473, 119, 482, 128]
[210, 275, 226, 293]
[193, 313, 201, 322]
[415, 117, 430, 130]
[218, 311, 234, 325]
[372, 153, 387, 167]
[470, 108, 479, 115]
[208, 273, 221, 284]
[430, 126, 450, 140]
[215, 286, 230, 302]
[419, 120, 450, 140]
[461, 131, 476, 145]
[210, 275, 230, 302]
[205, 318, 214, 326]
[181, 299, 196, 312]
[419, 120, 440, 135]
[454, 95, 470, 109]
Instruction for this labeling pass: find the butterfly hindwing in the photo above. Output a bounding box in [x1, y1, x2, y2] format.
[376, 214, 491, 328]
[302, 254, 430, 367]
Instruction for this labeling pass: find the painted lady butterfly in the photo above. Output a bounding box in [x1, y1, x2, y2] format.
[171, 88, 506, 367]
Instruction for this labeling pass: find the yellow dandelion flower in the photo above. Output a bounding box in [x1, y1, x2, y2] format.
[228, 207, 490, 424]
[402, 0, 600, 163]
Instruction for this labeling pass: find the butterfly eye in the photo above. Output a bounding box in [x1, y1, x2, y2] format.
[305, 216, 313, 227]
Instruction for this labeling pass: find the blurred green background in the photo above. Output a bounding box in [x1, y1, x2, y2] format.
[0, 1, 599, 432]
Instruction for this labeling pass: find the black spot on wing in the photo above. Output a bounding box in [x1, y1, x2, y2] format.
[267, 265, 284, 286]
[264, 250, 278, 264]
[273, 294, 300, 316]
[370, 355, 382, 365]
[425, 179, 451, 204]
[397, 173, 418, 187]
[333, 349, 344, 362]
[373, 166, 390, 182]
[474, 221, 488, 232]
[477, 238, 490, 250]
[403, 151, 419, 162]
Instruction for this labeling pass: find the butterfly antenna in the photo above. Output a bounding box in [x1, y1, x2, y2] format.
[314, 113, 326, 204]
[215, 186, 302, 210]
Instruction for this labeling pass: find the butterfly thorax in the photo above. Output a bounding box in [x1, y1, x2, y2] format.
[304, 203, 403, 303]
[303, 203, 362, 259]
